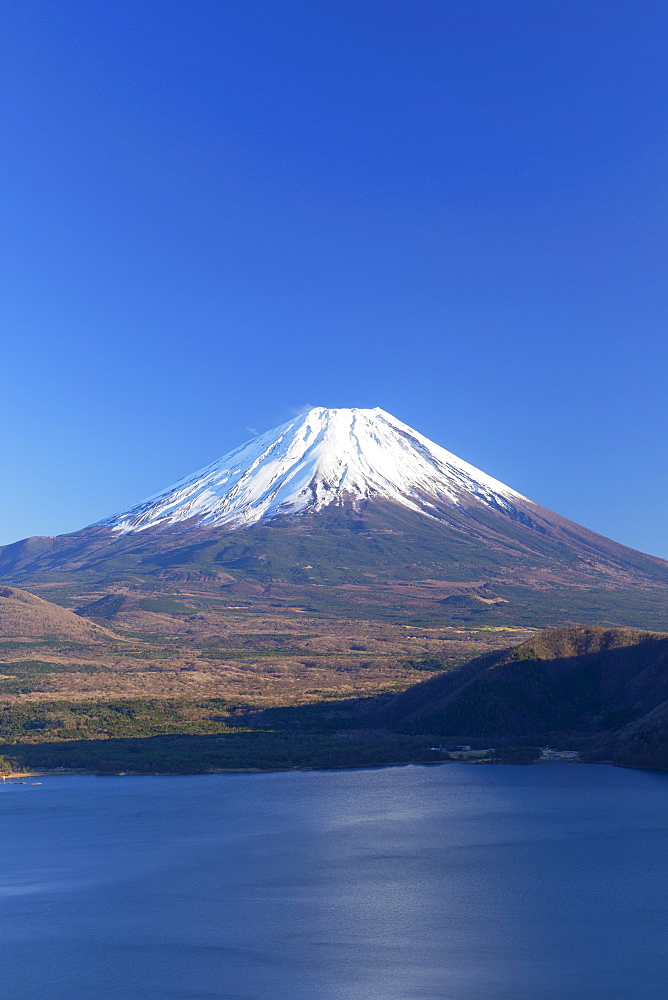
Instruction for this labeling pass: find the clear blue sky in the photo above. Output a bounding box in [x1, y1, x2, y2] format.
[1, 1, 666, 555]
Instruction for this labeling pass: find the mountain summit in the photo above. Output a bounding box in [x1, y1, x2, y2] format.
[97, 407, 525, 534]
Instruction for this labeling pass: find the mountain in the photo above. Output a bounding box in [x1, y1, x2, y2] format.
[94, 407, 527, 533]
[1, 407, 667, 628]
[382, 625, 668, 768]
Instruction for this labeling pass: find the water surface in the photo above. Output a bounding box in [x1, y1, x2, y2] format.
[1, 764, 666, 999]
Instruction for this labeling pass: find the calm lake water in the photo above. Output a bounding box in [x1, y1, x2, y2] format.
[1, 764, 667, 1000]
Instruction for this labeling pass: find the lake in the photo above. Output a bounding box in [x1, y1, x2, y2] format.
[1, 763, 667, 999]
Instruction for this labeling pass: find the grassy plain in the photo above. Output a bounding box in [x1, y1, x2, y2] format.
[0, 580, 537, 771]
[0, 582, 532, 709]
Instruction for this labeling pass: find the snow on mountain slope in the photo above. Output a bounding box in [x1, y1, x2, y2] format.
[95, 407, 529, 534]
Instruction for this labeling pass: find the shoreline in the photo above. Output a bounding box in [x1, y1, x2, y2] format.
[0, 759, 592, 780]
[1, 771, 46, 780]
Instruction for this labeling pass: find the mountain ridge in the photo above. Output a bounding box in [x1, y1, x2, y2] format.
[380, 624, 668, 769]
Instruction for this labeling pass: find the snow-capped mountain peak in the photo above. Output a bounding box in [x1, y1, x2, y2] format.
[95, 406, 528, 534]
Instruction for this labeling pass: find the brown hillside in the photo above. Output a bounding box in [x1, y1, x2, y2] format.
[0, 587, 116, 642]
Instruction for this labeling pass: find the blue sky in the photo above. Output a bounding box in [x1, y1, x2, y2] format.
[1, 1, 666, 555]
